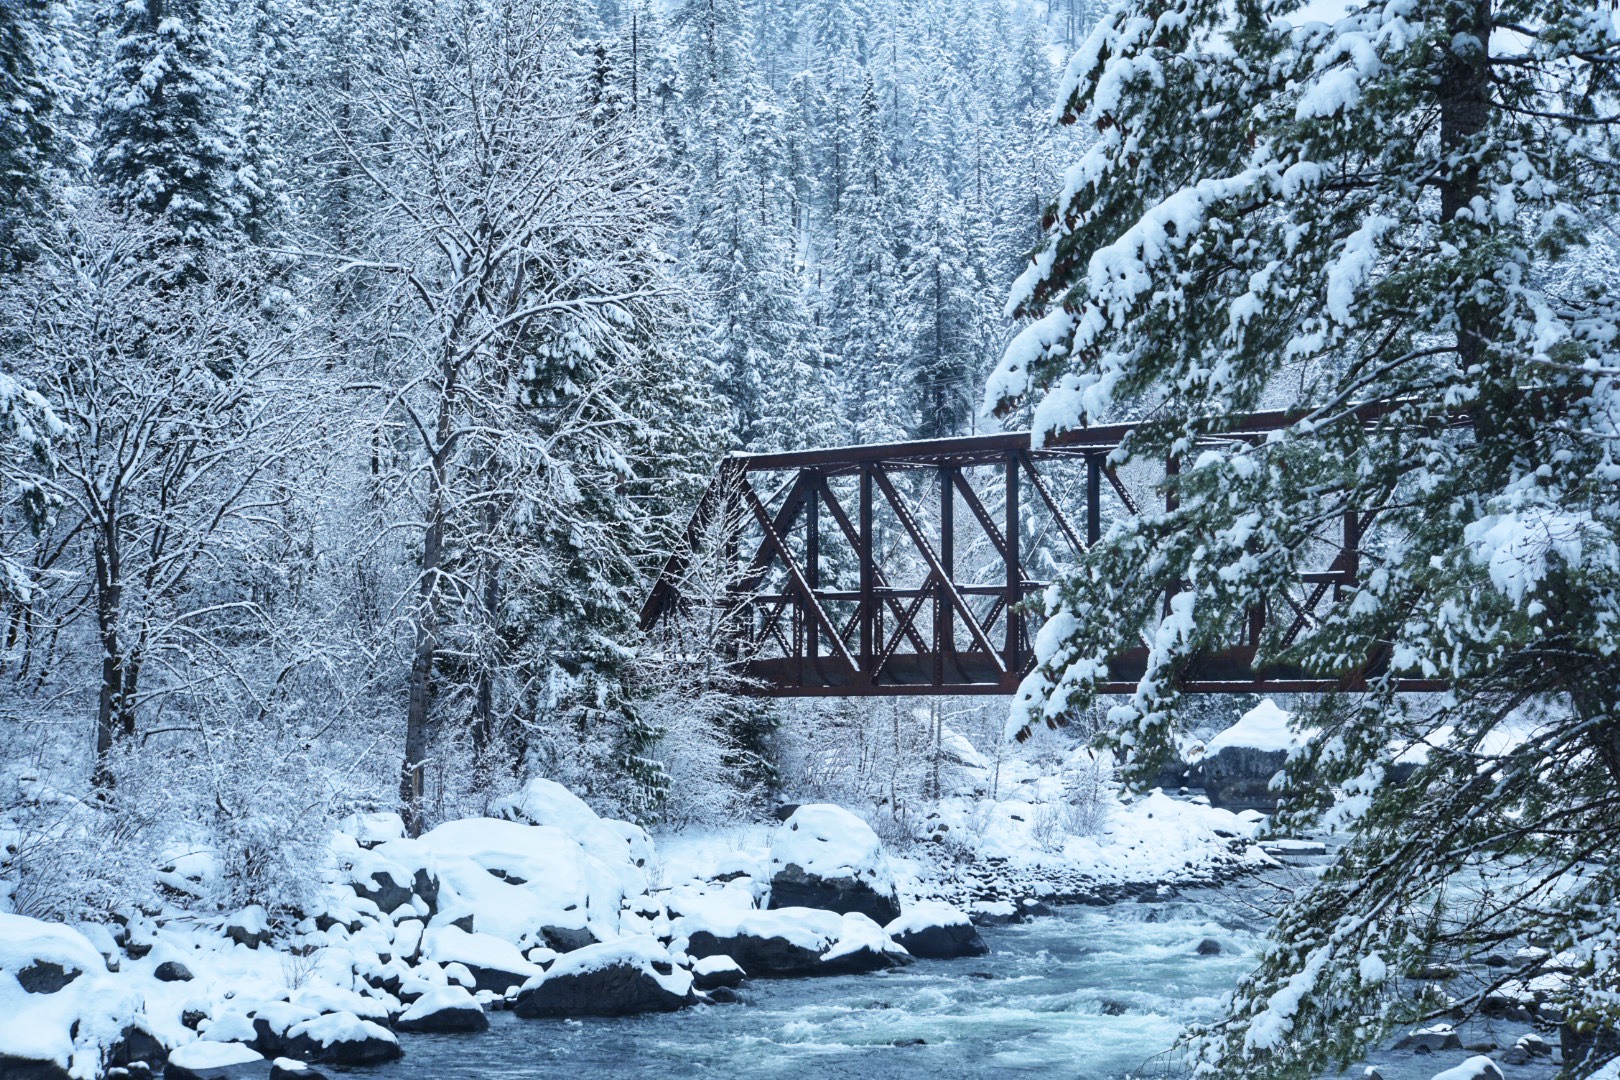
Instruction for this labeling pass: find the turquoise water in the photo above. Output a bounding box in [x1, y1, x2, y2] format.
[355, 895, 1264, 1079]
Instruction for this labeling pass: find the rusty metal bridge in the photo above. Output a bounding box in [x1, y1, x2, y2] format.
[639, 412, 1441, 697]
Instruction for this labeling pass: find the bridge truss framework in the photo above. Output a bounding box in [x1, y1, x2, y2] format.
[639, 413, 1447, 697]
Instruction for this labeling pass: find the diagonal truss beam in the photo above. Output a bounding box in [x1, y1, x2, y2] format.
[738, 478, 858, 673]
[870, 467, 1006, 673]
[814, 475, 929, 654]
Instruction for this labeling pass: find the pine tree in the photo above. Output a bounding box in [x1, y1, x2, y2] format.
[995, 0, 1620, 1074]
[230, 0, 296, 243]
[826, 69, 908, 442]
[94, 0, 245, 246]
[0, 0, 68, 268]
[903, 180, 989, 439]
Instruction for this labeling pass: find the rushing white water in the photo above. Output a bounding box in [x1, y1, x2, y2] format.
[360, 893, 1267, 1079]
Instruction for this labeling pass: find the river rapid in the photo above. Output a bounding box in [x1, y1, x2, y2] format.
[354, 891, 1265, 1079]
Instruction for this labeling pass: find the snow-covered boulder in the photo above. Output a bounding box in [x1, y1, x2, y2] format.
[366, 814, 644, 952]
[689, 954, 744, 991]
[1395, 1024, 1463, 1052]
[0, 913, 103, 993]
[767, 805, 901, 924]
[394, 985, 488, 1033]
[1429, 1057, 1503, 1080]
[492, 779, 654, 872]
[223, 905, 272, 949]
[884, 902, 988, 959]
[337, 811, 407, 849]
[677, 907, 912, 978]
[278, 1013, 400, 1067]
[512, 937, 697, 1018]
[1197, 699, 1313, 811]
[165, 1041, 265, 1080]
[419, 925, 544, 993]
[0, 914, 150, 1080]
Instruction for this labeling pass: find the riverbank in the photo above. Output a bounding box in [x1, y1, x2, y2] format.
[0, 777, 1266, 1080]
[0, 765, 1585, 1080]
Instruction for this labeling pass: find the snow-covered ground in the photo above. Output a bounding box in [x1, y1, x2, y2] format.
[0, 757, 1270, 1078]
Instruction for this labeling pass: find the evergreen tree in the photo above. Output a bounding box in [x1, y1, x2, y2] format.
[0, 0, 68, 269]
[230, 0, 296, 243]
[995, 0, 1620, 1074]
[826, 70, 907, 442]
[903, 182, 989, 438]
[94, 0, 245, 246]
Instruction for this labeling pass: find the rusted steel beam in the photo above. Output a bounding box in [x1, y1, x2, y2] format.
[738, 479, 857, 673]
[872, 467, 1006, 672]
[1018, 450, 1085, 556]
[814, 476, 929, 654]
[728, 400, 1420, 473]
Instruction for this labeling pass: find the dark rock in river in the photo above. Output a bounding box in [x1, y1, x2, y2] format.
[1196, 746, 1291, 813]
[1196, 938, 1222, 956]
[1393, 1026, 1463, 1053]
[514, 958, 695, 1018]
[394, 987, 489, 1033]
[767, 805, 902, 925]
[768, 863, 901, 925]
[277, 1015, 402, 1067]
[684, 915, 911, 979]
[691, 955, 745, 990]
[886, 904, 989, 960]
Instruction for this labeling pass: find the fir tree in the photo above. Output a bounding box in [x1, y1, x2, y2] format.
[94, 0, 245, 246]
[0, 0, 67, 268]
[827, 70, 908, 442]
[995, 0, 1620, 1074]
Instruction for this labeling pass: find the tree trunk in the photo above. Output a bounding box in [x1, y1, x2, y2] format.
[1438, 0, 1495, 376]
[92, 529, 131, 785]
[401, 377, 457, 837]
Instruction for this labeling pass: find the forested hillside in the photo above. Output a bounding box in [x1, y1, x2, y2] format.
[0, 0, 1084, 909]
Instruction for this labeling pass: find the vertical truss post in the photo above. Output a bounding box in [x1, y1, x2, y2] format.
[806, 476, 820, 664]
[937, 465, 956, 686]
[1165, 453, 1180, 618]
[1086, 454, 1102, 546]
[1342, 509, 1361, 597]
[1004, 453, 1020, 675]
[859, 464, 874, 687]
[723, 480, 744, 660]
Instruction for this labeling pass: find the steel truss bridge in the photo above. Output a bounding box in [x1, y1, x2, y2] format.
[639, 412, 1445, 697]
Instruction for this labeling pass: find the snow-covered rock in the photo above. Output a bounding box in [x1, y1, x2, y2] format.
[512, 937, 697, 1018]
[885, 902, 988, 959]
[419, 925, 544, 993]
[767, 804, 900, 923]
[365, 814, 645, 951]
[689, 954, 744, 991]
[1198, 699, 1313, 811]
[1429, 1056, 1503, 1080]
[394, 985, 488, 1033]
[165, 1041, 264, 1080]
[0, 914, 151, 1080]
[677, 907, 912, 978]
[278, 1012, 400, 1066]
[492, 779, 654, 872]
[1396, 1024, 1464, 1052]
[223, 905, 272, 949]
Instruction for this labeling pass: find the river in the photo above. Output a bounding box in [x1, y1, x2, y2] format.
[354, 891, 1265, 1079]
